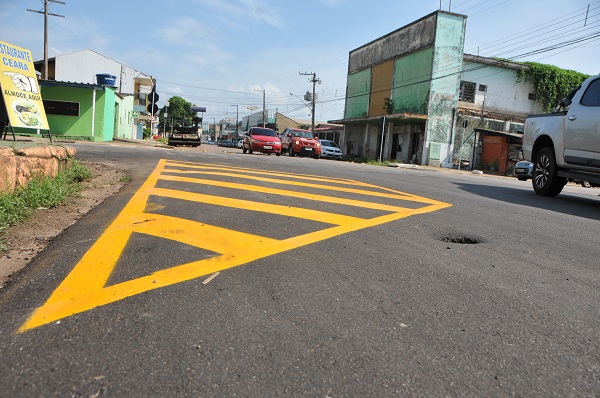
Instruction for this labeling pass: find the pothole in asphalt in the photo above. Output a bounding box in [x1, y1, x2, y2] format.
[440, 235, 482, 244]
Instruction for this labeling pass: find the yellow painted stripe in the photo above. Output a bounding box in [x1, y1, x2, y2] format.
[164, 169, 422, 202]
[165, 162, 362, 186]
[158, 174, 419, 213]
[130, 213, 279, 253]
[164, 162, 438, 203]
[148, 187, 364, 225]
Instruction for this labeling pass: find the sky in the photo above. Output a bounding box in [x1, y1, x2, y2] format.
[1, 0, 599, 124]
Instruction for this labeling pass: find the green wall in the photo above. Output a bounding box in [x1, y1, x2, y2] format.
[426, 13, 466, 145]
[344, 68, 371, 119]
[31, 85, 116, 141]
[114, 95, 135, 139]
[97, 88, 115, 141]
[392, 47, 433, 114]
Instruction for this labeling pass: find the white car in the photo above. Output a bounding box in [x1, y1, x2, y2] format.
[319, 139, 343, 160]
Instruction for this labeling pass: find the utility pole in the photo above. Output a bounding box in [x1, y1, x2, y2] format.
[254, 89, 266, 127]
[299, 72, 321, 137]
[230, 104, 239, 140]
[28, 0, 66, 80]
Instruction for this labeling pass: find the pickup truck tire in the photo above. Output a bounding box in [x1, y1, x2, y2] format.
[289, 148, 296, 157]
[532, 147, 566, 197]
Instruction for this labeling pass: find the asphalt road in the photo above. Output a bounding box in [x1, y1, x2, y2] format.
[0, 141, 598, 397]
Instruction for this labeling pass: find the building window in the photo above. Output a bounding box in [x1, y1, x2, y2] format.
[479, 84, 487, 92]
[43, 100, 80, 116]
[528, 93, 537, 100]
[459, 81, 476, 103]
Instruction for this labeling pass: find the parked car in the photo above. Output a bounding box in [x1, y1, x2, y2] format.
[217, 139, 231, 147]
[523, 73, 600, 196]
[514, 161, 533, 181]
[243, 127, 282, 155]
[236, 139, 243, 149]
[280, 128, 321, 158]
[319, 139, 343, 160]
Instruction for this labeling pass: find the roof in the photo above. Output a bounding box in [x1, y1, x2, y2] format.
[463, 54, 529, 72]
[39, 79, 109, 90]
[474, 128, 524, 144]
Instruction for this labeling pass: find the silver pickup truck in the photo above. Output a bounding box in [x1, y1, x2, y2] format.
[523, 73, 600, 196]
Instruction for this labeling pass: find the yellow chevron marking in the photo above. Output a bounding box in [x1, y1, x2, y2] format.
[18, 160, 451, 332]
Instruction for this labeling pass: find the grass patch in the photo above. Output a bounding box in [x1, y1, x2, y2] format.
[0, 159, 92, 250]
[362, 158, 393, 167]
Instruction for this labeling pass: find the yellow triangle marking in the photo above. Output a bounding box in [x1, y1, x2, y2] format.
[18, 159, 452, 333]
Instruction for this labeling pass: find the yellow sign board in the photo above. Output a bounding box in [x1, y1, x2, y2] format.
[0, 40, 49, 130]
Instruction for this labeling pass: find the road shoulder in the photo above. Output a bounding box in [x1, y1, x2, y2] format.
[0, 160, 126, 288]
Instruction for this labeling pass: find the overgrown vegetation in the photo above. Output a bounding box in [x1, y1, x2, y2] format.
[362, 158, 393, 167]
[516, 61, 590, 112]
[0, 159, 92, 250]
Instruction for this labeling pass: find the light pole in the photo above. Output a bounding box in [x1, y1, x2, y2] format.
[230, 104, 239, 140]
[164, 101, 169, 137]
[212, 118, 216, 141]
[299, 72, 321, 137]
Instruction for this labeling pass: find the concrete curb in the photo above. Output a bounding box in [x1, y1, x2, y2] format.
[0, 145, 76, 194]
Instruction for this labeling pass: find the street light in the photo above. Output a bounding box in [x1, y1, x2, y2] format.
[245, 105, 258, 114]
[230, 104, 239, 140]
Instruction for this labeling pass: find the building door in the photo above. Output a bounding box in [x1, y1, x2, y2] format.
[409, 133, 419, 163]
[391, 133, 399, 161]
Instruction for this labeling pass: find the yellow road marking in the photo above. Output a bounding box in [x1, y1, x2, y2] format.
[158, 174, 422, 212]
[148, 187, 363, 225]
[18, 160, 451, 332]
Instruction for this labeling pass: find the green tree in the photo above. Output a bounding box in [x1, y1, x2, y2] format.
[159, 96, 196, 127]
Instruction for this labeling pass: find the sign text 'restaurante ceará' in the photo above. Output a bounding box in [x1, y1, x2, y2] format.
[0, 43, 32, 71]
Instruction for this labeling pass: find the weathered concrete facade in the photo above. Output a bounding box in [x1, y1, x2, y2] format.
[334, 10, 467, 165]
[333, 10, 546, 172]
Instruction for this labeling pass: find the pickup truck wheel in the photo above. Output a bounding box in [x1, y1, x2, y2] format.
[248, 147, 253, 154]
[532, 147, 566, 196]
[243, 146, 247, 154]
[289, 148, 295, 157]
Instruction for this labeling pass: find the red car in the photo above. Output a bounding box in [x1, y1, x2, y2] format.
[280, 128, 321, 158]
[243, 127, 282, 155]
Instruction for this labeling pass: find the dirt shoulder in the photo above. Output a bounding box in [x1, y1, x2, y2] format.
[0, 161, 127, 288]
